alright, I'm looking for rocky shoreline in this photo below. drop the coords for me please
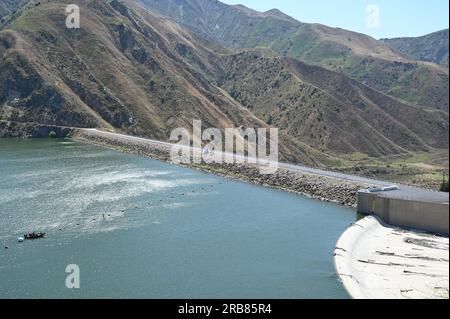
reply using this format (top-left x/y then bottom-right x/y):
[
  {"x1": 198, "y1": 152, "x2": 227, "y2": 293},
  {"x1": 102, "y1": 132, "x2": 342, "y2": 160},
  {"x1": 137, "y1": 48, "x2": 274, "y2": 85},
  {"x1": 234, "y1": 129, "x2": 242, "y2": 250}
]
[
  {"x1": 0, "y1": 121, "x2": 74, "y2": 138},
  {"x1": 73, "y1": 129, "x2": 370, "y2": 208}
]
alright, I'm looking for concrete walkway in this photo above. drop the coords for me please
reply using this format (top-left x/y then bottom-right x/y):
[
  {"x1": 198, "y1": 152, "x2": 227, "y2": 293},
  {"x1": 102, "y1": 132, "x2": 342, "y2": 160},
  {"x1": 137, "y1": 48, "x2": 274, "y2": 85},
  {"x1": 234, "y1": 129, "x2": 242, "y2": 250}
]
[{"x1": 334, "y1": 216, "x2": 449, "y2": 299}]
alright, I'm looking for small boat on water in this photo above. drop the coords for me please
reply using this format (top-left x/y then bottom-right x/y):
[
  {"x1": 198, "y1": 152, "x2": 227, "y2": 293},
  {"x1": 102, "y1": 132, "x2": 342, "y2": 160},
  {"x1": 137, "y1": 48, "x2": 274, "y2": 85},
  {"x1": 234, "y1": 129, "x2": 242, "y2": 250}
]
[{"x1": 24, "y1": 232, "x2": 46, "y2": 240}]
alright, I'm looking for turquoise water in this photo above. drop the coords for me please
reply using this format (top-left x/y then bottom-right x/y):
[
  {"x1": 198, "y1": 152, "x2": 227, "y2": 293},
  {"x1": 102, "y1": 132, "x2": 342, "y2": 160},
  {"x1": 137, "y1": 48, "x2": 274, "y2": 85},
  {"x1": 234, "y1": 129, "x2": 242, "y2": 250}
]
[{"x1": 0, "y1": 139, "x2": 355, "y2": 298}]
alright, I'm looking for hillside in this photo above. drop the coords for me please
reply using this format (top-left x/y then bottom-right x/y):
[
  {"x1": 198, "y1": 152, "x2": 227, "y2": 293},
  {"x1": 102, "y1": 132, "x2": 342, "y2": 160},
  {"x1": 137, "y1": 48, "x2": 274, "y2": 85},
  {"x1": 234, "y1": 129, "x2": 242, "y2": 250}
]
[
  {"x1": 0, "y1": 0, "x2": 255, "y2": 132},
  {"x1": 219, "y1": 50, "x2": 448, "y2": 159},
  {"x1": 139, "y1": 0, "x2": 449, "y2": 113},
  {"x1": 0, "y1": 0, "x2": 318, "y2": 163},
  {"x1": 0, "y1": 0, "x2": 448, "y2": 182},
  {"x1": 381, "y1": 29, "x2": 449, "y2": 66}
]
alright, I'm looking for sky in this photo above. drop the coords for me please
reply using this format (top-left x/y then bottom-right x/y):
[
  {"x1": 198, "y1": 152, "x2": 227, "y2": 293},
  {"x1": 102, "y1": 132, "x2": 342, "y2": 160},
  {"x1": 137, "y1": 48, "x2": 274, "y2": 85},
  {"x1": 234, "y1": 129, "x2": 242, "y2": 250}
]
[{"x1": 220, "y1": 0, "x2": 449, "y2": 39}]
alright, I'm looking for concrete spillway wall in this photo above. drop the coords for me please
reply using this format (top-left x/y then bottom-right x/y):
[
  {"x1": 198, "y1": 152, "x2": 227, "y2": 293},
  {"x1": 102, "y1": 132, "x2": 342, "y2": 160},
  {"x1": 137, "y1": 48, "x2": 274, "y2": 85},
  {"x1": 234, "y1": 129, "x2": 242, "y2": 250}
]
[
  {"x1": 358, "y1": 190, "x2": 449, "y2": 235},
  {"x1": 334, "y1": 215, "x2": 449, "y2": 299}
]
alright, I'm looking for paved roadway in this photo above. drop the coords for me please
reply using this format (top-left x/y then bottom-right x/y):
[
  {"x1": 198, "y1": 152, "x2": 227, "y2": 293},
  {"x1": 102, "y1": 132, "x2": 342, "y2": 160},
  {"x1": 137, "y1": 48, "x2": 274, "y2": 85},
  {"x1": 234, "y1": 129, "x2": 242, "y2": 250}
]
[
  {"x1": 83, "y1": 129, "x2": 397, "y2": 187},
  {"x1": 80, "y1": 129, "x2": 449, "y2": 204}
]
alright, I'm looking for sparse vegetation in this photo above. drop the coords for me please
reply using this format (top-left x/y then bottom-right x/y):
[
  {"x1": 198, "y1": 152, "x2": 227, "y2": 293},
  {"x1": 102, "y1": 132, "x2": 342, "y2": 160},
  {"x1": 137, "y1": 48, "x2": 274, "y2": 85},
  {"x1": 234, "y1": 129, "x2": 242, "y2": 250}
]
[
  {"x1": 381, "y1": 29, "x2": 449, "y2": 65},
  {"x1": 0, "y1": 0, "x2": 448, "y2": 188},
  {"x1": 140, "y1": 0, "x2": 449, "y2": 112}
]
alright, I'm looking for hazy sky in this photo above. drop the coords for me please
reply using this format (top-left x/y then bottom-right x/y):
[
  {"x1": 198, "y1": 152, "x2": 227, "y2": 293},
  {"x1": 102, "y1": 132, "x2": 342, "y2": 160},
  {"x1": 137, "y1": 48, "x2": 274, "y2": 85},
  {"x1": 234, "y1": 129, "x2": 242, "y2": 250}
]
[{"x1": 220, "y1": 0, "x2": 449, "y2": 39}]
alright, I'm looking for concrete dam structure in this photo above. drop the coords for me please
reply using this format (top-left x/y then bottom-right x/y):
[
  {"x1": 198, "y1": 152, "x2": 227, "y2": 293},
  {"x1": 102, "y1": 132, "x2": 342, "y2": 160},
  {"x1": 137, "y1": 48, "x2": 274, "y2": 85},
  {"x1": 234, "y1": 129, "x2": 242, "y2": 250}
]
[
  {"x1": 357, "y1": 186, "x2": 449, "y2": 235},
  {"x1": 337, "y1": 186, "x2": 449, "y2": 299}
]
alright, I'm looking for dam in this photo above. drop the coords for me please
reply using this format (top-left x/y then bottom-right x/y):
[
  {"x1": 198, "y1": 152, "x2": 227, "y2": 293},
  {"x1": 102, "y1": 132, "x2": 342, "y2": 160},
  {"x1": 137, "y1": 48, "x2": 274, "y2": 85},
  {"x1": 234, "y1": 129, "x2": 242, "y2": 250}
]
[
  {"x1": 335, "y1": 185, "x2": 449, "y2": 299},
  {"x1": 357, "y1": 186, "x2": 449, "y2": 235}
]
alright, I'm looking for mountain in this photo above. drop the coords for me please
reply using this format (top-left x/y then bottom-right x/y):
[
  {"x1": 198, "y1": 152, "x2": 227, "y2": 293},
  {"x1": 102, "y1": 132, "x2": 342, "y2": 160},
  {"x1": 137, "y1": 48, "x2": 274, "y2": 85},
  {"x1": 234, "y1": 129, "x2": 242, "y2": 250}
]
[
  {"x1": 139, "y1": 0, "x2": 449, "y2": 113},
  {"x1": 0, "y1": 0, "x2": 258, "y2": 133},
  {"x1": 0, "y1": 0, "x2": 311, "y2": 163},
  {"x1": 220, "y1": 50, "x2": 448, "y2": 158},
  {"x1": 0, "y1": 0, "x2": 448, "y2": 170},
  {"x1": 381, "y1": 29, "x2": 449, "y2": 66}
]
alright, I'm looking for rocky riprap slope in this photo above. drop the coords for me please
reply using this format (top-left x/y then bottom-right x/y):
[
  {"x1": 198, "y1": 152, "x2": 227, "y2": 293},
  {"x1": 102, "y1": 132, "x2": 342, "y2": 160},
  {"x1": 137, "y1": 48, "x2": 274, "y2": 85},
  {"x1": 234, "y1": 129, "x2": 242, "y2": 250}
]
[{"x1": 74, "y1": 128, "x2": 366, "y2": 208}]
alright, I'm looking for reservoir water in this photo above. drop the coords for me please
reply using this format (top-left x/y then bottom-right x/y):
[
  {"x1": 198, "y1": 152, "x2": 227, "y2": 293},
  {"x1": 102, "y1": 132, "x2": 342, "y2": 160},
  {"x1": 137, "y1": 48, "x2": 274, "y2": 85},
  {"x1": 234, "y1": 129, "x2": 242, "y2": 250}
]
[{"x1": 0, "y1": 139, "x2": 355, "y2": 298}]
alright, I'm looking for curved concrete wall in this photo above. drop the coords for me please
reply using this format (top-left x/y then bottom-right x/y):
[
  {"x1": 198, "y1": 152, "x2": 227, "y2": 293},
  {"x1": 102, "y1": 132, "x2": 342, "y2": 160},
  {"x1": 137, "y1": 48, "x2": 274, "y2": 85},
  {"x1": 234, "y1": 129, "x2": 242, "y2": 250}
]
[
  {"x1": 357, "y1": 190, "x2": 449, "y2": 235},
  {"x1": 376, "y1": 197, "x2": 449, "y2": 236},
  {"x1": 333, "y1": 216, "x2": 381, "y2": 299},
  {"x1": 334, "y1": 216, "x2": 450, "y2": 299}
]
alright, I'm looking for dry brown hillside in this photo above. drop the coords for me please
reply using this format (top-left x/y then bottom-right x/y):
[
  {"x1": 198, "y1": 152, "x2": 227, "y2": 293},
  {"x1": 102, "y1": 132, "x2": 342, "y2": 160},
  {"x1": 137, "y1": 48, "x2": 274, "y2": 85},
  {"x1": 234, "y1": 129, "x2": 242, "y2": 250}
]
[
  {"x1": 0, "y1": 0, "x2": 448, "y2": 177},
  {"x1": 219, "y1": 51, "x2": 448, "y2": 158},
  {"x1": 140, "y1": 0, "x2": 449, "y2": 113}
]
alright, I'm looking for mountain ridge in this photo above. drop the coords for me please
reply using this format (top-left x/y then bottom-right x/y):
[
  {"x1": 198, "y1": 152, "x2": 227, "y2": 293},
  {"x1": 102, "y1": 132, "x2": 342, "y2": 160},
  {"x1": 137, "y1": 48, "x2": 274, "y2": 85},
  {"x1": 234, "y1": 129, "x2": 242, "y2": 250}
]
[
  {"x1": 381, "y1": 29, "x2": 449, "y2": 66},
  {"x1": 139, "y1": 0, "x2": 449, "y2": 112},
  {"x1": 220, "y1": 50, "x2": 448, "y2": 157},
  {"x1": 0, "y1": 0, "x2": 448, "y2": 175}
]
